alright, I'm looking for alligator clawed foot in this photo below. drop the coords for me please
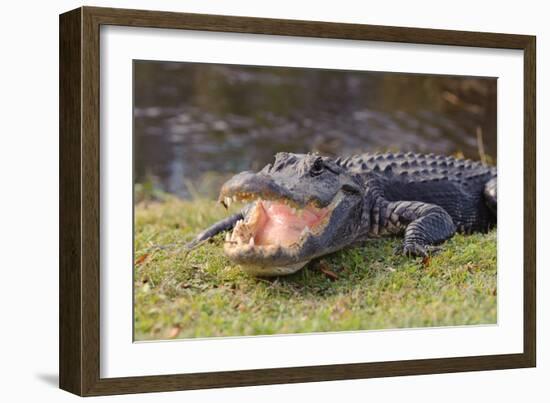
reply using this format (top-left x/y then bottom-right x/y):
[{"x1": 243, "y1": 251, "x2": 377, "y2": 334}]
[{"x1": 394, "y1": 243, "x2": 442, "y2": 258}]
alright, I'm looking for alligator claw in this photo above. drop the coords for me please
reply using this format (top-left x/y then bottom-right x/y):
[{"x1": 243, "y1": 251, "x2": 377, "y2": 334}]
[{"x1": 394, "y1": 243, "x2": 442, "y2": 258}]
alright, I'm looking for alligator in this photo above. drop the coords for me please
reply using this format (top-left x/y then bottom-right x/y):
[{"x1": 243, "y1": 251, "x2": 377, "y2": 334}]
[{"x1": 187, "y1": 152, "x2": 497, "y2": 276}]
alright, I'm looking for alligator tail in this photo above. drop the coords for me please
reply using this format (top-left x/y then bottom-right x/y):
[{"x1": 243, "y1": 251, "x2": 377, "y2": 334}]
[{"x1": 185, "y1": 212, "x2": 244, "y2": 250}]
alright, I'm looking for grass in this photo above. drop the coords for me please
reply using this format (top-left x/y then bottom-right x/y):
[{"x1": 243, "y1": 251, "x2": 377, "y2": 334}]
[{"x1": 134, "y1": 196, "x2": 497, "y2": 341}]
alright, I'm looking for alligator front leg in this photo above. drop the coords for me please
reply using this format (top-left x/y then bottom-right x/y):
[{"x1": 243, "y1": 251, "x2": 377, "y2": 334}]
[{"x1": 382, "y1": 201, "x2": 457, "y2": 257}]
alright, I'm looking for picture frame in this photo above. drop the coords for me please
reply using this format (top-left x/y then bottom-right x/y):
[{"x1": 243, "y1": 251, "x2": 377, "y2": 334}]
[{"x1": 59, "y1": 6, "x2": 536, "y2": 396}]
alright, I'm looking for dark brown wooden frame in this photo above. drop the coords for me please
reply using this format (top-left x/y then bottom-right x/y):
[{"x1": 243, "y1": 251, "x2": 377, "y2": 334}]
[{"x1": 59, "y1": 6, "x2": 536, "y2": 396}]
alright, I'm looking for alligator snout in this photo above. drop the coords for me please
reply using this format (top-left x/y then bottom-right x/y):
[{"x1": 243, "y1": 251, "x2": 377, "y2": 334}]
[{"x1": 218, "y1": 172, "x2": 300, "y2": 207}]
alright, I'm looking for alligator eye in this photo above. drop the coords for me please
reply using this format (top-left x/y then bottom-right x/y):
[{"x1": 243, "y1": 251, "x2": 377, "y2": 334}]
[{"x1": 310, "y1": 158, "x2": 324, "y2": 176}]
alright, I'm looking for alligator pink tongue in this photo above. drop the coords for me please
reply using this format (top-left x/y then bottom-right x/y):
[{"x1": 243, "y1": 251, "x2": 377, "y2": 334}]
[{"x1": 254, "y1": 201, "x2": 327, "y2": 246}]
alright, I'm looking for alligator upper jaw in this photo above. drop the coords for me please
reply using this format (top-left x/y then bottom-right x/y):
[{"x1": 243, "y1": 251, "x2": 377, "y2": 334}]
[{"x1": 218, "y1": 171, "x2": 331, "y2": 209}]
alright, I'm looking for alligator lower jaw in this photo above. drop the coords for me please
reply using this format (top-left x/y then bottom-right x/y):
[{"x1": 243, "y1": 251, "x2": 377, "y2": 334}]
[
  {"x1": 238, "y1": 261, "x2": 309, "y2": 277},
  {"x1": 223, "y1": 196, "x2": 334, "y2": 270}
]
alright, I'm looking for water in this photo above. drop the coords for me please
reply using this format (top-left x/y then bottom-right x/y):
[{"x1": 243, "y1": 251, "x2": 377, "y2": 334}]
[{"x1": 134, "y1": 61, "x2": 496, "y2": 199}]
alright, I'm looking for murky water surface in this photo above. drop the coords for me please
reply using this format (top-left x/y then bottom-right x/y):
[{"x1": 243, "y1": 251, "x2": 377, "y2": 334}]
[{"x1": 134, "y1": 62, "x2": 496, "y2": 199}]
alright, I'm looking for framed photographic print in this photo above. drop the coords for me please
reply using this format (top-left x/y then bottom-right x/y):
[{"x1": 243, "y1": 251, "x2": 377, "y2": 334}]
[{"x1": 59, "y1": 6, "x2": 536, "y2": 396}]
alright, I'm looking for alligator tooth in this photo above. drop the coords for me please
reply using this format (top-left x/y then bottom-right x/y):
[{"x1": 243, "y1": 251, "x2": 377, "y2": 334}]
[
  {"x1": 249, "y1": 237, "x2": 255, "y2": 246},
  {"x1": 224, "y1": 196, "x2": 232, "y2": 207},
  {"x1": 225, "y1": 233, "x2": 231, "y2": 242},
  {"x1": 291, "y1": 207, "x2": 297, "y2": 215},
  {"x1": 232, "y1": 195, "x2": 237, "y2": 202}
]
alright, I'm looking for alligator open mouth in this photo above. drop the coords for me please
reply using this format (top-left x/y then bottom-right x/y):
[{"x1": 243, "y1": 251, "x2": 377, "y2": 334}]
[
  {"x1": 221, "y1": 192, "x2": 336, "y2": 272},
  {"x1": 224, "y1": 195, "x2": 333, "y2": 249}
]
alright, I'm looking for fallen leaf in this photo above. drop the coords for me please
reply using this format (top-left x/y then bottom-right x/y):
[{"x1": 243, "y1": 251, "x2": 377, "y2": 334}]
[
  {"x1": 465, "y1": 262, "x2": 477, "y2": 273},
  {"x1": 135, "y1": 253, "x2": 149, "y2": 266},
  {"x1": 167, "y1": 326, "x2": 181, "y2": 338},
  {"x1": 320, "y1": 267, "x2": 339, "y2": 281},
  {"x1": 314, "y1": 260, "x2": 339, "y2": 281},
  {"x1": 422, "y1": 255, "x2": 431, "y2": 267}
]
